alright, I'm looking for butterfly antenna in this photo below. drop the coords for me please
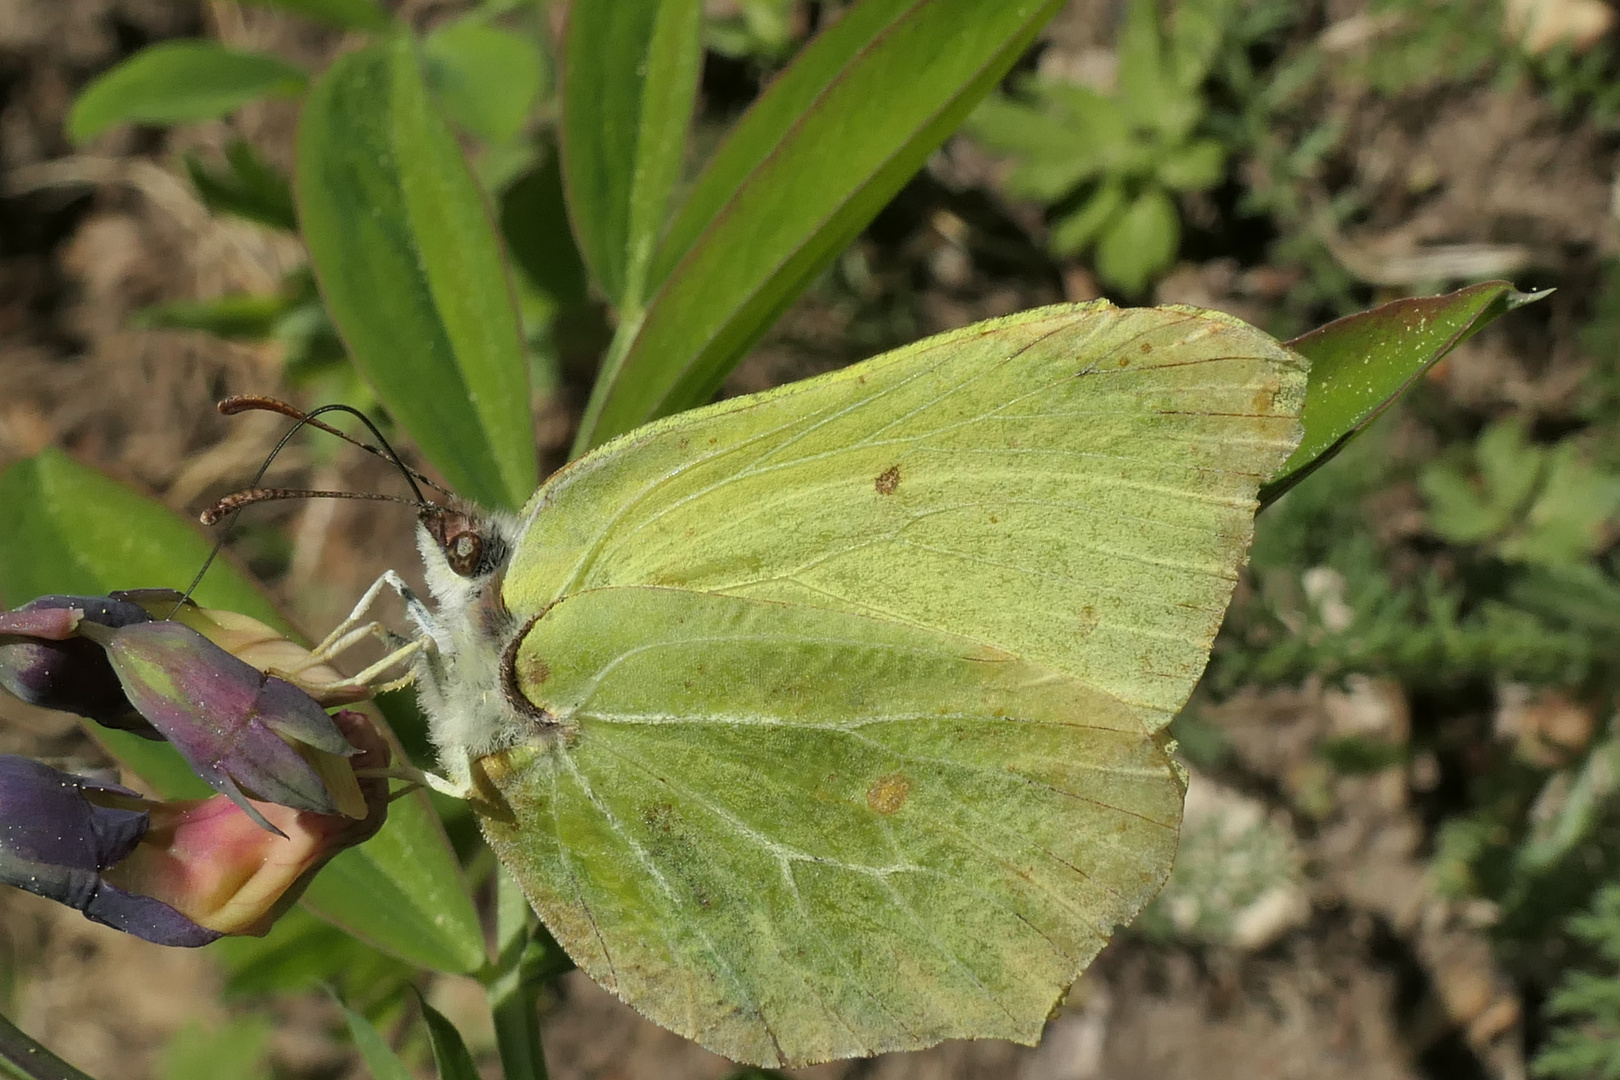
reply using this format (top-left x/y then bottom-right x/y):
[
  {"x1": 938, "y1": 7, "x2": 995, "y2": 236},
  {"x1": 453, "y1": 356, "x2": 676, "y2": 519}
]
[
  {"x1": 174, "y1": 400, "x2": 440, "y2": 615},
  {"x1": 218, "y1": 395, "x2": 449, "y2": 500},
  {"x1": 199, "y1": 488, "x2": 423, "y2": 525}
]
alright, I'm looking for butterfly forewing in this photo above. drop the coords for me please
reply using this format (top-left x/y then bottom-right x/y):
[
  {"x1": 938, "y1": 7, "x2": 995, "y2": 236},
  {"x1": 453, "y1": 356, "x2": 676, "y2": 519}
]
[
  {"x1": 483, "y1": 302, "x2": 1305, "y2": 1065},
  {"x1": 505, "y1": 302, "x2": 1305, "y2": 728}
]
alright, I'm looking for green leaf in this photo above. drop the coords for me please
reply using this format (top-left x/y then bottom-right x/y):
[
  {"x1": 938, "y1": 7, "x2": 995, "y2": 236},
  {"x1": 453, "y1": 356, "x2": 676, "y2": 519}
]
[
  {"x1": 706, "y1": 0, "x2": 799, "y2": 62},
  {"x1": 237, "y1": 0, "x2": 393, "y2": 31},
  {"x1": 0, "y1": 450, "x2": 485, "y2": 975},
  {"x1": 1156, "y1": 137, "x2": 1225, "y2": 191},
  {"x1": 1421, "y1": 422, "x2": 1620, "y2": 567},
  {"x1": 339, "y1": 1001, "x2": 414, "y2": 1080},
  {"x1": 296, "y1": 38, "x2": 535, "y2": 509},
  {"x1": 210, "y1": 906, "x2": 411, "y2": 998},
  {"x1": 423, "y1": 17, "x2": 546, "y2": 147},
  {"x1": 501, "y1": 143, "x2": 591, "y2": 310},
  {"x1": 1421, "y1": 420, "x2": 1540, "y2": 544},
  {"x1": 68, "y1": 42, "x2": 306, "y2": 144},
  {"x1": 135, "y1": 272, "x2": 348, "y2": 383},
  {"x1": 1115, "y1": 0, "x2": 1172, "y2": 132},
  {"x1": 416, "y1": 992, "x2": 482, "y2": 1080},
  {"x1": 1048, "y1": 180, "x2": 1126, "y2": 256},
  {"x1": 1504, "y1": 442, "x2": 1620, "y2": 566},
  {"x1": 134, "y1": 291, "x2": 294, "y2": 340},
  {"x1": 560, "y1": 0, "x2": 704, "y2": 311},
  {"x1": 1262, "y1": 281, "x2": 1553, "y2": 505},
  {"x1": 159, "y1": 1018, "x2": 271, "y2": 1080},
  {"x1": 1514, "y1": 737, "x2": 1620, "y2": 877},
  {"x1": 486, "y1": 868, "x2": 549, "y2": 1080},
  {"x1": 1169, "y1": 0, "x2": 1237, "y2": 87},
  {"x1": 183, "y1": 140, "x2": 298, "y2": 232},
  {"x1": 1094, "y1": 186, "x2": 1179, "y2": 294},
  {"x1": 0, "y1": 449, "x2": 284, "y2": 624},
  {"x1": 573, "y1": 0, "x2": 1067, "y2": 454},
  {"x1": 964, "y1": 92, "x2": 1102, "y2": 201},
  {"x1": 301, "y1": 786, "x2": 488, "y2": 974},
  {"x1": 481, "y1": 304, "x2": 1306, "y2": 1065}
]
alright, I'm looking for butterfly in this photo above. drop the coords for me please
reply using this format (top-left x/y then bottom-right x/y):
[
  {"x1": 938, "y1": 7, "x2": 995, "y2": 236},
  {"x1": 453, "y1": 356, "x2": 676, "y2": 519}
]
[{"x1": 397, "y1": 300, "x2": 1305, "y2": 1067}]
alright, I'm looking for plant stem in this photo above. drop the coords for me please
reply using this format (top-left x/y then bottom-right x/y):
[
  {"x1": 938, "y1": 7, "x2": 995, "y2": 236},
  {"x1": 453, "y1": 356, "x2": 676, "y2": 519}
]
[
  {"x1": 484, "y1": 867, "x2": 548, "y2": 1080},
  {"x1": 0, "y1": 1012, "x2": 96, "y2": 1080}
]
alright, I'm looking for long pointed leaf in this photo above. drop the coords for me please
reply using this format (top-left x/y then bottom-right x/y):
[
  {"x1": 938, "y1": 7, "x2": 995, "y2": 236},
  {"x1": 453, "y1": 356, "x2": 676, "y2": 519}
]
[
  {"x1": 339, "y1": 1003, "x2": 414, "y2": 1080},
  {"x1": 561, "y1": 0, "x2": 703, "y2": 311},
  {"x1": 1262, "y1": 281, "x2": 1551, "y2": 505},
  {"x1": 573, "y1": 0, "x2": 1065, "y2": 453},
  {"x1": 415, "y1": 992, "x2": 483, "y2": 1080},
  {"x1": 296, "y1": 38, "x2": 535, "y2": 509},
  {"x1": 0, "y1": 450, "x2": 485, "y2": 973},
  {"x1": 68, "y1": 43, "x2": 306, "y2": 144}
]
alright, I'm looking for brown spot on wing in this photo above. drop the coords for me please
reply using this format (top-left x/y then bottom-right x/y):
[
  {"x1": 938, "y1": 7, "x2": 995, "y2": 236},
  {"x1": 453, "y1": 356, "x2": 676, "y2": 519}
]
[
  {"x1": 874, "y1": 465, "x2": 901, "y2": 495},
  {"x1": 866, "y1": 773, "x2": 911, "y2": 815},
  {"x1": 1251, "y1": 375, "x2": 1281, "y2": 414}
]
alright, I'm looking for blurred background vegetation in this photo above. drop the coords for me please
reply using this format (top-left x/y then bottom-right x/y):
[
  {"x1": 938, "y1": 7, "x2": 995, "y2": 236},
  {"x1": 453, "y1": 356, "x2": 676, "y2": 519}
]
[{"x1": 3, "y1": 0, "x2": 1620, "y2": 1077}]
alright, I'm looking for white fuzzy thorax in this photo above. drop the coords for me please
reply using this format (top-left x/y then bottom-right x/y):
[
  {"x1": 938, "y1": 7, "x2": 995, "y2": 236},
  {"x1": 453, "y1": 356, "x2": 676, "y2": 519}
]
[{"x1": 409, "y1": 509, "x2": 532, "y2": 791}]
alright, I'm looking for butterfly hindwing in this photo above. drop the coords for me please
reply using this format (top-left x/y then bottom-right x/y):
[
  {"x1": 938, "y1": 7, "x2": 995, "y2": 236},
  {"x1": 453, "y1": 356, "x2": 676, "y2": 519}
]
[{"x1": 482, "y1": 587, "x2": 1183, "y2": 1063}]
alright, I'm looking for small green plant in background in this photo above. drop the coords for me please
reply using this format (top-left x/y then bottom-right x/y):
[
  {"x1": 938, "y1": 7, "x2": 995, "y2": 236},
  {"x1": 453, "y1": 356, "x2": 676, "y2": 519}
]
[
  {"x1": 1534, "y1": 885, "x2": 1620, "y2": 1079},
  {"x1": 1422, "y1": 419, "x2": 1620, "y2": 569},
  {"x1": 705, "y1": 0, "x2": 802, "y2": 64},
  {"x1": 965, "y1": 0, "x2": 1237, "y2": 294},
  {"x1": 1355, "y1": 0, "x2": 1505, "y2": 95}
]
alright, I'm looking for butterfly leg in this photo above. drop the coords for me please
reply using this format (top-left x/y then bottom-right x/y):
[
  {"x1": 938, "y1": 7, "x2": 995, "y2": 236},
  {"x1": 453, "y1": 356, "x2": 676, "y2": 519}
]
[
  {"x1": 416, "y1": 769, "x2": 474, "y2": 800},
  {"x1": 313, "y1": 569, "x2": 450, "y2": 653},
  {"x1": 307, "y1": 574, "x2": 395, "y2": 663},
  {"x1": 315, "y1": 638, "x2": 425, "y2": 695},
  {"x1": 357, "y1": 762, "x2": 473, "y2": 800}
]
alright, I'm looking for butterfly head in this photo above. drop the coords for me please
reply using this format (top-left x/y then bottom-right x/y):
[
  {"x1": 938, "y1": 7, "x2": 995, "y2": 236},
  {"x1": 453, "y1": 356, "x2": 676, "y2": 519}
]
[{"x1": 417, "y1": 502, "x2": 517, "y2": 604}]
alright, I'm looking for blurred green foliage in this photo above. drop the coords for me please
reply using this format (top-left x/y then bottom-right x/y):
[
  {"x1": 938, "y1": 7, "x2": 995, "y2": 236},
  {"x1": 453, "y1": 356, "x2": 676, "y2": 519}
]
[
  {"x1": 1534, "y1": 886, "x2": 1620, "y2": 1079},
  {"x1": 1422, "y1": 420, "x2": 1620, "y2": 568},
  {"x1": 966, "y1": 0, "x2": 1236, "y2": 293},
  {"x1": 159, "y1": 1017, "x2": 273, "y2": 1080},
  {"x1": 706, "y1": 0, "x2": 802, "y2": 64}
]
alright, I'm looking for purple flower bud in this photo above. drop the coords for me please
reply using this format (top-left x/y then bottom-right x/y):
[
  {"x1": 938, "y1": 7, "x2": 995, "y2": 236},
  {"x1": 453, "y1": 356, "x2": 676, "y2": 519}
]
[
  {"x1": 113, "y1": 589, "x2": 371, "y2": 708},
  {"x1": 0, "y1": 595, "x2": 157, "y2": 736},
  {"x1": 0, "y1": 755, "x2": 218, "y2": 946},
  {"x1": 91, "y1": 621, "x2": 358, "y2": 836},
  {"x1": 102, "y1": 711, "x2": 392, "y2": 938}
]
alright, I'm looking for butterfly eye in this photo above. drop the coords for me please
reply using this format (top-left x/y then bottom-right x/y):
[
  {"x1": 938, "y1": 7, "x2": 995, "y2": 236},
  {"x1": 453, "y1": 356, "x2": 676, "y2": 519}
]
[{"x1": 447, "y1": 531, "x2": 483, "y2": 577}]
